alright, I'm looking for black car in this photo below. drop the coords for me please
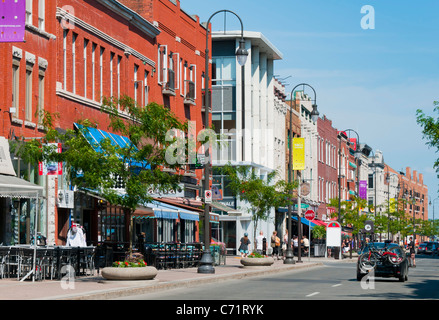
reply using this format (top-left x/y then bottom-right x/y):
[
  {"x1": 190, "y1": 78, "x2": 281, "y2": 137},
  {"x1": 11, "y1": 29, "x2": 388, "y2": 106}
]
[
  {"x1": 356, "y1": 242, "x2": 409, "y2": 282},
  {"x1": 417, "y1": 242, "x2": 428, "y2": 254},
  {"x1": 425, "y1": 242, "x2": 439, "y2": 254}
]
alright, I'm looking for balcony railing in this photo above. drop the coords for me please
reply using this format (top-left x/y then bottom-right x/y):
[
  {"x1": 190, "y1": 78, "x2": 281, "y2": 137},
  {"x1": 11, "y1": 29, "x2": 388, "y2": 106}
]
[
  {"x1": 184, "y1": 80, "x2": 196, "y2": 105},
  {"x1": 162, "y1": 69, "x2": 176, "y2": 96}
]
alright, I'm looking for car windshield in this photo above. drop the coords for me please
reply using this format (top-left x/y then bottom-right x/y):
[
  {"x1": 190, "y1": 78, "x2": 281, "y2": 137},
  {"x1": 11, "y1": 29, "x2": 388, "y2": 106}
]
[{"x1": 359, "y1": 242, "x2": 397, "y2": 253}]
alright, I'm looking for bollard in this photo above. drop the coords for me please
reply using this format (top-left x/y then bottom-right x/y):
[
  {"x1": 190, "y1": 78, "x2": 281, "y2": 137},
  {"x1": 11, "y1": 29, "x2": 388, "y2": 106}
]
[{"x1": 262, "y1": 237, "x2": 267, "y2": 255}]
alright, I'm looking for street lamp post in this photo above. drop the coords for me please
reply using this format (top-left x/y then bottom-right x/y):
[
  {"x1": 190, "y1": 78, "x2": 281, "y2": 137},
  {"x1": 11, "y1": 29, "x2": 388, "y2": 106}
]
[
  {"x1": 429, "y1": 197, "x2": 438, "y2": 241},
  {"x1": 386, "y1": 170, "x2": 399, "y2": 241},
  {"x1": 285, "y1": 84, "x2": 318, "y2": 265},
  {"x1": 340, "y1": 129, "x2": 361, "y2": 257},
  {"x1": 198, "y1": 10, "x2": 248, "y2": 274}
]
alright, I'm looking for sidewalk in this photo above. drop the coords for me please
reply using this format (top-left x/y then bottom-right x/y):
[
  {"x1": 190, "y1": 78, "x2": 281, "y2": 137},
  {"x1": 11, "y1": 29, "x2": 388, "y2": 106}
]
[{"x1": 0, "y1": 255, "x2": 356, "y2": 300}]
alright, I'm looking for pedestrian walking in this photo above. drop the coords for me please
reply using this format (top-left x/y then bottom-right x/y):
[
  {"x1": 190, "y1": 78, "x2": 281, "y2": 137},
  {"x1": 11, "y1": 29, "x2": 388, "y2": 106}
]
[
  {"x1": 239, "y1": 233, "x2": 251, "y2": 258},
  {"x1": 408, "y1": 237, "x2": 416, "y2": 267}
]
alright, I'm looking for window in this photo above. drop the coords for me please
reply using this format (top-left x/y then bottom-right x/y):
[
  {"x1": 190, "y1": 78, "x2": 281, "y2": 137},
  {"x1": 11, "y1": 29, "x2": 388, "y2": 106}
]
[
  {"x1": 25, "y1": 66, "x2": 33, "y2": 121},
  {"x1": 110, "y1": 52, "x2": 114, "y2": 99},
  {"x1": 63, "y1": 30, "x2": 68, "y2": 90},
  {"x1": 38, "y1": 70, "x2": 45, "y2": 123},
  {"x1": 100, "y1": 47, "x2": 104, "y2": 102},
  {"x1": 144, "y1": 70, "x2": 149, "y2": 105},
  {"x1": 26, "y1": 0, "x2": 32, "y2": 25},
  {"x1": 38, "y1": 0, "x2": 45, "y2": 30},
  {"x1": 117, "y1": 55, "x2": 121, "y2": 104},
  {"x1": 12, "y1": 61, "x2": 20, "y2": 118},
  {"x1": 157, "y1": 45, "x2": 167, "y2": 85},
  {"x1": 72, "y1": 33, "x2": 77, "y2": 94},
  {"x1": 134, "y1": 64, "x2": 139, "y2": 104},
  {"x1": 83, "y1": 39, "x2": 89, "y2": 98},
  {"x1": 91, "y1": 43, "x2": 96, "y2": 101}
]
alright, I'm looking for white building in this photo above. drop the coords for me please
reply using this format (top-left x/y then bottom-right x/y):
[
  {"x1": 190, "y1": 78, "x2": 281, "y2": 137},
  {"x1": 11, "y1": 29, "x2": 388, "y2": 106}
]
[
  {"x1": 210, "y1": 30, "x2": 284, "y2": 254},
  {"x1": 295, "y1": 91, "x2": 319, "y2": 209}
]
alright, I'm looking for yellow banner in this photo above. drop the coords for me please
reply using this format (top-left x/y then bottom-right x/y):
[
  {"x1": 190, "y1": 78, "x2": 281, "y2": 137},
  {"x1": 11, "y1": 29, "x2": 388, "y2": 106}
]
[
  {"x1": 389, "y1": 198, "x2": 396, "y2": 213},
  {"x1": 293, "y1": 138, "x2": 305, "y2": 170}
]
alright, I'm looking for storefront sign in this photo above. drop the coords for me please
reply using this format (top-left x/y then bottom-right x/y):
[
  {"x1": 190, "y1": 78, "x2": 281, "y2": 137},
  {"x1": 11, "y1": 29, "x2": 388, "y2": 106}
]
[
  {"x1": 57, "y1": 190, "x2": 74, "y2": 208},
  {"x1": 292, "y1": 137, "x2": 305, "y2": 170},
  {"x1": 0, "y1": 137, "x2": 16, "y2": 176},
  {"x1": 147, "y1": 184, "x2": 185, "y2": 198},
  {"x1": 0, "y1": 0, "x2": 25, "y2": 43}
]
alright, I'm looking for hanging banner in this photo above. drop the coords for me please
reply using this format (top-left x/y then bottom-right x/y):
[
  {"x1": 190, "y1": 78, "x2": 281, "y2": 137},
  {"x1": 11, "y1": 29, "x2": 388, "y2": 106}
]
[
  {"x1": 389, "y1": 198, "x2": 396, "y2": 213},
  {"x1": 39, "y1": 143, "x2": 63, "y2": 175},
  {"x1": 359, "y1": 180, "x2": 367, "y2": 199},
  {"x1": 0, "y1": 0, "x2": 26, "y2": 43},
  {"x1": 292, "y1": 137, "x2": 305, "y2": 170}
]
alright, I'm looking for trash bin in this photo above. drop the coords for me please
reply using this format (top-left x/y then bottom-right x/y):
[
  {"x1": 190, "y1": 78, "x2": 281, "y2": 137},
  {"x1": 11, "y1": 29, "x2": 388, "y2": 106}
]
[{"x1": 314, "y1": 244, "x2": 325, "y2": 257}]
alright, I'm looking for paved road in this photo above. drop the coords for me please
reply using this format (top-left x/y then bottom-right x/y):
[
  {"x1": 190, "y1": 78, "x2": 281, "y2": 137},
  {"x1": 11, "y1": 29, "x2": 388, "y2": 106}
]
[{"x1": 115, "y1": 255, "x2": 439, "y2": 300}]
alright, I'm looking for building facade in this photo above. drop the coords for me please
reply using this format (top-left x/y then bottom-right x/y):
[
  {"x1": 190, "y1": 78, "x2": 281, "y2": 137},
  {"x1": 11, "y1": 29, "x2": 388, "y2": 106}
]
[
  {"x1": 316, "y1": 115, "x2": 338, "y2": 221},
  {"x1": 1, "y1": 0, "x2": 209, "y2": 247},
  {"x1": 210, "y1": 30, "x2": 283, "y2": 253}
]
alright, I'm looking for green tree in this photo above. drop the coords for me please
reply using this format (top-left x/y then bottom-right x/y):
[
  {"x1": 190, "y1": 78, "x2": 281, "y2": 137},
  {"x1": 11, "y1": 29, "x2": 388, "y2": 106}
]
[
  {"x1": 221, "y1": 164, "x2": 297, "y2": 250},
  {"x1": 416, "y1": 101, "x2": 439, "y2": 181},
  {"x1": 12, "y1": 96, "x2": 188, "y2": 255}
]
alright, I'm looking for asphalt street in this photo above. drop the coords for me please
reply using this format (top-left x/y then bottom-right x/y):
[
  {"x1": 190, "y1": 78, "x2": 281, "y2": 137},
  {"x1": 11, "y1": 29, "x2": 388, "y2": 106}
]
[{"x1": 115, "y1": 255, "x2": 439, "y2": 300}]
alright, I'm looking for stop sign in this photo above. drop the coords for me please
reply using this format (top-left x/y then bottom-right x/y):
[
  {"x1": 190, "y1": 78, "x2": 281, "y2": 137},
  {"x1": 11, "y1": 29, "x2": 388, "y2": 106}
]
[{"x1": 304, "y1": 210, "x2": 315, "y2": 220}]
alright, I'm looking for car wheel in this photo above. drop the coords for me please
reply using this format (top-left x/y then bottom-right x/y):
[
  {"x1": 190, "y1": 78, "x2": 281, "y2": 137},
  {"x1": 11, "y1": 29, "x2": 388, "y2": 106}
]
[{"x1": 357, "y1": 272, "x2": 364, "y2": 281}]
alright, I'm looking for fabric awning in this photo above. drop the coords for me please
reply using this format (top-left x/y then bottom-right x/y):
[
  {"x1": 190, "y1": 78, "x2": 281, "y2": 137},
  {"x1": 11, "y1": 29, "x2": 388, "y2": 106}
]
[
  {"x1": 312, "y1": 219, "x2": 328, "y2": 227},
  {"x1": 210, "y1": 201, "x2": 241, "y2": 215},
  {"x1": 133, "y1": 200, "x2": 200, "y2": 221},
  {"x1": 0, "y1": 174, "x2": 44, "y2": 198},
  {"x1": 74, "y1": 123, "x2": 149, "y2": 169},
  {"x1": 292, "y1": 216, "x2": 318, "y2": 228}
]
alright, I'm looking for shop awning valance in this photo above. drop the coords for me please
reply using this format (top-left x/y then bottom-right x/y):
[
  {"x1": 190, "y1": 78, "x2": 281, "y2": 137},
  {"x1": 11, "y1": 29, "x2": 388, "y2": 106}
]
[
  {"x1": 292, "y1": 216, "x2": 318, "y2": 229},
  {"x1": 0, "y1": 174, "x2": 44, "y2": 199},
  {"x1": 210, "y1": 201, "x2": 241, "y2": 215},
  {"x1": 132, "y1": 200, "x2": 200, "y2": 221}
]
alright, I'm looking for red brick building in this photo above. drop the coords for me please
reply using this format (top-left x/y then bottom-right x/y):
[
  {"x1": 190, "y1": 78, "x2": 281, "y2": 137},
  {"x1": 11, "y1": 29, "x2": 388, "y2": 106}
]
[
  {"x1": 1, "y1": 0, "x2": 210, "y2": 246},
  {"x1": 316, "y1": 115, "x2": 338, "y2": 220}
]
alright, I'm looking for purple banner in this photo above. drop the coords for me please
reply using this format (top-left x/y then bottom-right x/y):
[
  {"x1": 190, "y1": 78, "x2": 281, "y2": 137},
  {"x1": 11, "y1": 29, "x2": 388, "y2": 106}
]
[
  {"x1": 359, "y1": 180, "x2": 367, "y2": 200},
  {"x1": 0, "y1": 0, "x2": 25, "y2": 43}
]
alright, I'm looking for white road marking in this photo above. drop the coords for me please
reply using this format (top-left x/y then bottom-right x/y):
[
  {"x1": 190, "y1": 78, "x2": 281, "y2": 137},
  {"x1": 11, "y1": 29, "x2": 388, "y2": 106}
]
[
  {"x1": 332, "y1": 283, "x2": 342, "y2": 287},
  {"x1": 306, "y1": 292, "x2": 320, "y2": 297}
]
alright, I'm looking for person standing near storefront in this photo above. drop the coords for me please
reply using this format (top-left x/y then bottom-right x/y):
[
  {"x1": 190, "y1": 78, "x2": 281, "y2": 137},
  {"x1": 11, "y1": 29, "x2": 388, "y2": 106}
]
[
  {"x1": 256, "y1": 231, "x2": 264, "y2": 254},
  {"x1": 271, "y1": 231, "x2": 280, "y2": 259}
]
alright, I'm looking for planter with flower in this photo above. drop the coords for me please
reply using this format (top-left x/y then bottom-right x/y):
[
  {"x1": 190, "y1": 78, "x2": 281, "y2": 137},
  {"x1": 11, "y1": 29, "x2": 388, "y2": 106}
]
[
  {"x1": 101, "y1": 256, "x2": 158, "y2": 281},
  {"x1": 240, "y1": 252, "x2": 274, "y2": 267}
]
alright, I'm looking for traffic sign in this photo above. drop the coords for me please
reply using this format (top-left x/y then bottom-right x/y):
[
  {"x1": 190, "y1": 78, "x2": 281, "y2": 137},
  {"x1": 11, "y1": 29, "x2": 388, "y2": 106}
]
[
  {"x1": 304, "y1": 209, "x2": 315, "y2": 220},
  {"x1": 204, "y1": 190, "x2": 212, "y2": 203}
]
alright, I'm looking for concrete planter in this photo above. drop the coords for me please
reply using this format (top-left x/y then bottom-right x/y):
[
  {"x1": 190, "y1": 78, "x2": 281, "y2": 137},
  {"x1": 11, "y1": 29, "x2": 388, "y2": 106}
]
[
  {"x1": 240, "y1": 257, "x2": 274, "y2": 267},
  {"x1": 101, "y1": 266, "x2": 158, "y2": 281}
]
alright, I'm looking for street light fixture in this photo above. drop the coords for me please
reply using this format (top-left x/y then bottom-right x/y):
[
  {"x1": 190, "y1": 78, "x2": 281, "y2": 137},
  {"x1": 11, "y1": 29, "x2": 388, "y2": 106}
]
[
  {"x1": 285, "y1": 83, "x2": 318, "y2": 265},
  {"x1": 198, "y1": 10, "x2": 248, "y2": 274}
]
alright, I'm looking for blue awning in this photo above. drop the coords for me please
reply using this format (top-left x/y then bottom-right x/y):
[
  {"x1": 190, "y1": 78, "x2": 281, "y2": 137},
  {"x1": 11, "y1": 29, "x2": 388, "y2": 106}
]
[
  {"x1": 74, "y1": 123, "x2": 149, "y2": 169},
  {"x1": 292, "y1": 216, "x2": 317, "y2": 228},
  {"x1": 143, "y1": 200, "x2": 199, "y2": 221},
  {"x1": 146, "y1": 201, "x2": 179, "y2": 220}
]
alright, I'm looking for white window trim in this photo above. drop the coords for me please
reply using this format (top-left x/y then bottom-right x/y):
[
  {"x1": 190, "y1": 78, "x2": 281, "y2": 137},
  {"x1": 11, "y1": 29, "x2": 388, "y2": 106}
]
[{"x1": 38, "y1": 0, "x2": 45, "y2": 30}]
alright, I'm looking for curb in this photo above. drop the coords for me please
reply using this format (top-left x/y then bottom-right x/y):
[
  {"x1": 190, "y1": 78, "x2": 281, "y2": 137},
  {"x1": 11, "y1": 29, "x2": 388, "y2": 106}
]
[{"x1": 50, "y1": 262, "x2": 323, "y2": 300}]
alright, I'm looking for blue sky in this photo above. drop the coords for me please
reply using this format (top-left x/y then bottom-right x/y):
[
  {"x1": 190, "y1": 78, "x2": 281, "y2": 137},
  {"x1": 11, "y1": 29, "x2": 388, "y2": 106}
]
[{"x1": 180, "y1": 0, "x2": 439, "y2": 218}]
